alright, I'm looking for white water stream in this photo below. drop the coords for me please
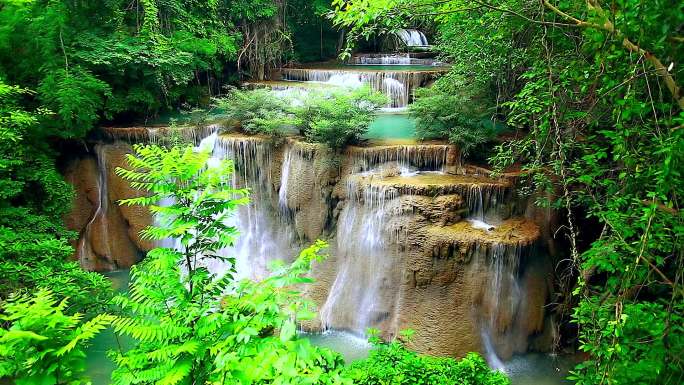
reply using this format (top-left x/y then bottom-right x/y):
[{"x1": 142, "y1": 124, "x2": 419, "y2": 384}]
[
  {"x1": 79, "y1": 145, "x2": 112, "y2": 270},
  {"x1": 396, "y1": 29, "x2": 429, "y2": 47}
]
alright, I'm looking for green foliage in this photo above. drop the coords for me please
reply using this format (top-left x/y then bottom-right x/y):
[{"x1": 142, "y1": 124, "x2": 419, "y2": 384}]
[
  {"x1": 213, "y1": 86, "x2": 385, "y2": 149},
  {"x1": 332, "y1": 1, "x2": 684, "y2": 384},
  {"x1": 37, "y1": 67, "x2": 111, "y2": 138},
  {"x1": 112, "y1": 144, "x2": 348, "y2": 385},
  {"x1": 215, "y1": 88, "x2": 294, "y2": 135},
  {"x1": 569, "y1": 299, "x2": 684, "y2": 385},
  {"x1": 409, "y1": 85, "x2": 500, "y2": 159},
  {"x1": 293, "y1": 86, "x2": 387, "y2": 149},
  {"x1": 0, "y1": 0, "x2": 278, "y2": 130},
  {"x1": 0, "y1": 80, "x2": 112, "y2": 314},
  {"x1": 344, "y1": 334, "x2": 509, "y2": 385},
  {"x1": 285, "y1": 0, "x2": 339, "y2": 62},
  {"x1": 0, "y1": 289, "x2": 113, "y2": 385}
]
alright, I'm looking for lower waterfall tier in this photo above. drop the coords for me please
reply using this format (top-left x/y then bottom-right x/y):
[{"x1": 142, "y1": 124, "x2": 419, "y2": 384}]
[{"x1": 64, "y1": 133, "x2": 556, "y2": 361}]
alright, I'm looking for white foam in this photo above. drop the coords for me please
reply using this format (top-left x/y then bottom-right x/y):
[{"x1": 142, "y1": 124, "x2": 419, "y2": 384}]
[{"x1": 468, "y1": 219, "x2": 495, "y2": 231}]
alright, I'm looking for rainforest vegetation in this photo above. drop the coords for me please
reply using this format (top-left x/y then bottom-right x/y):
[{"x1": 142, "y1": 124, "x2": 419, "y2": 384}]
[{"x1": 0, "y1": 0, "x2": 682, "y2": 384}]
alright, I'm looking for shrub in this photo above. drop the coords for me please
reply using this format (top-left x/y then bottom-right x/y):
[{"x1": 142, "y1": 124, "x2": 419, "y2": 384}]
[
  {"x1": 112, "y1": 144, "x2": 349, "y2": 385},
  {"x1": 409, "y1": 85, "x2": 502, "y2": 160},
  {"x1": 214, "y1": 88, "x2": 293, "y2": 135},
  {"x1": 0, "y1": 289, "x2": 113, "y2": 385},
  {"x1": 294, "y1": 86, "x2": 387, "y2": 150},
  {"x1": 344, "y1": 330, "x2": 509, "y2": 385}
]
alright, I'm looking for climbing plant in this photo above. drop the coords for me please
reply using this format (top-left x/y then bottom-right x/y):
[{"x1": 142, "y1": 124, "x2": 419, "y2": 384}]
[{"x1": 332, "y1": 1, "x2": 684, "y2": 384}]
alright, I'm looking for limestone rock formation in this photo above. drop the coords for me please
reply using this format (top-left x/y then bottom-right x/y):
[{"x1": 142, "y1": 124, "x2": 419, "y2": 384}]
[
  {"x1": 63, "y1": 142, "x2": 152, "y2": 271},
  {"x1": 65, "y1": 128, "x2": 557, "y2": 361}
]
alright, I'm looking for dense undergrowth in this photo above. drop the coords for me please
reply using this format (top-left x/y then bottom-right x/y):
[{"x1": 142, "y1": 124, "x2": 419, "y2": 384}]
[
  {"x1": 345, "y1": 331, "x2": 509, "y2": 385},
  {"x1": 215, "y1": 86, "x2": 386, "y2": 149}
]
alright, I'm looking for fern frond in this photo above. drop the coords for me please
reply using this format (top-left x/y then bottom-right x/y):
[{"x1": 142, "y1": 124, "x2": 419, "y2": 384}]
[{"x1": 57, "y1": 313, "x2": 115, "y2": 356}]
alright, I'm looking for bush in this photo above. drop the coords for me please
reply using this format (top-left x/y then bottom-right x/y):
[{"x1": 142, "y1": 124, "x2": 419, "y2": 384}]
[
  {"x1": 344, "y1": 330, "x2": 509, "y2": 385},
  {"x1": 112, "y1": 145, "x2": 349, "y2": 385},
  {"x1": 409, "y1": 85, "x2": 502, "y2": 160},
  {"x1": 294, "y1": 86, "x2": 387, "y2": 149},
  {"x1": 214, "y1": 88, "x2": 293, "y2": 135},
  {"x1": 0, "y1": 289, "x2": 112, "y2": 385},
  {"x1": 0, "y1": 81, "x2": 113, "y2": 316}
]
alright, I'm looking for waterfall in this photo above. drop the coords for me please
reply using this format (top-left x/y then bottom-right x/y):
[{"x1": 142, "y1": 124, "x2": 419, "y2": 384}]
[
  {"x1": 395, "y1": 29, "x2": 429, "y2": 47},
  {"x1": 277, "y1": 141, "x2": 318, "y2": 213},
  {"x1": 352, "y1": 54, "x2": 412, "y2": 65},
  {"x1": 465, "y1": 183, "x2": 508, "y2": 230},
  {"x1": 475, "y1": 243, "x2": 524, "y2": 368},
  {"x1": 78, "y1": 145, "x2": 112, "y2": 270},
  {"x1": 382, "y1": 77, "x2": 408, "y2": 108},
  {"x1": 348, "y1": 144, "x2": 450, "y2": 173},
  {"x1": 279, "y1": 145, "x2": 293, "y2": 211},
  {"x1": 320, "y1": 145, "x2": 454, "y2": 333},
  {"x1": 76, "y1": 126, "x2": 551, "y2": 358},
  {"x1": 481, "y1": 329, "x2": 506, "y2": 372},
  {"x1": 320, "y1": 182, "x2": 403, "y2": 332},
  {"x1": 186, "y1": 133, "x2": 297, "y2": 280},
  {"x1": 281, "y1": 69, "x2": 429, "y2": 108},
  {"x1": 350, "y1": 54, "x2": 443, "y2": 66}
]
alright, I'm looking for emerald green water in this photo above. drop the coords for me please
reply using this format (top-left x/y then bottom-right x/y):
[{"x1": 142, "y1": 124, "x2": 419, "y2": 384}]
[
  {"x1": 364, "y1": 113, "x2": 417, "y2": 141},
  {"x1": 84, "y1": 270, "x2": 571, "y2": 385},
  {"x1": 85, "y1": 270, "x2": 132, "y2": 385}
]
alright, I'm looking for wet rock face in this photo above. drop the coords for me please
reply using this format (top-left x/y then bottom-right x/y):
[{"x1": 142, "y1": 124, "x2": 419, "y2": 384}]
[
  {"x1": 64, "y1": 133, "x2": 557, "y2": 360},
  {"x1": 63, "y1": 143, "x2": 152, "y2": 271},
  {"x1": 63, "y1": 157, "x2": 98, "y2": 250},
  {"x1": 277, "y1": 140, "x2": 338, "y2": 241}
]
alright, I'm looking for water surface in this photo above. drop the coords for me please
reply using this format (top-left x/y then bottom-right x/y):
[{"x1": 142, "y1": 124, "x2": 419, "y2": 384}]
[
  {"x1": 85, "y1": 270, "x2": 131, "y2": 385},
  {"x1": 304, "y1": 330, "x2": 372, "y2": 363},
  {"x1": 364, "y1": 113, "x2": 416, "y2": 142},
  {"x1": 306, "y1": 331, "x2": 574, "y2": 385}
]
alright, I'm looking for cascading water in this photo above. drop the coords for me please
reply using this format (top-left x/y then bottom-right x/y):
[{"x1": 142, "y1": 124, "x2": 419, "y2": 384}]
[
  {"x1": 281, "y1": 69, "x2": 429, "y2": 108},
  {"x1": 349, "y1": 144, "x2": 451, "y2": 173},
  {"x1": 474, "y1": 243, "x2": 524, "y2": 370},
  {"x1": 320, "y1": 182, "x2": 404, "y2": 332},
  {"x1": 320, "y1": 145, "x2": 454, "y2": 334},
  {"x1": 79, "y1": 145, "x2": 112, "y2": 270},
  {"x1": 466, "y1": 184, "x2": 507, "y2": 230},
  {"x1": 395, "y1": 29, "x2": 429, "y2": 47},
  {"x1": 352, "y1": 54, "x2": 412, "y2": 65},
  {"x1": 277, "y1": 141, "x2": 319, "y2": 213},
  {"x1": 189, "y1": 132, "x2": 297, "y2": 280},
  {"x1": 80, "y1": 123, "x2": 554, "y2": 367},
  {"x1": 350, "y1": 54, "x2": 443, "y2": 66},
  {"x1": 279, "y1": 145, "x2": 293, "y2": 211}
]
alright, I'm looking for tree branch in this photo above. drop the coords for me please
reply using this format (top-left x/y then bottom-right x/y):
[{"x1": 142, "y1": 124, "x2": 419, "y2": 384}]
[{"x1": 542, "y1": 0, "x2": 684, "y2": 109}]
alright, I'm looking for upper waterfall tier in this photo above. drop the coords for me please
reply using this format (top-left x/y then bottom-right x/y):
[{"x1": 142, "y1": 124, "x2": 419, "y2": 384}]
[
  {"x1": 278, "y1": 67, "x2": 446, "y2": 108},
  {"x1": 395, "y1": 29, "x2": 429, "y2": 47},
  {"x1": 349, "y1": 53, "x2": 443, "y2": 66}
]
